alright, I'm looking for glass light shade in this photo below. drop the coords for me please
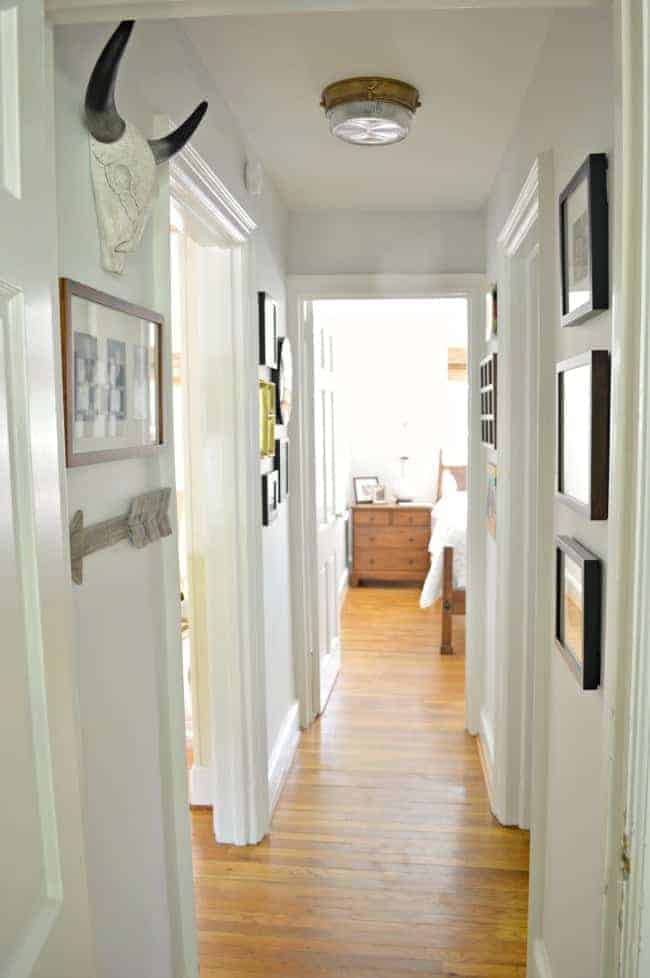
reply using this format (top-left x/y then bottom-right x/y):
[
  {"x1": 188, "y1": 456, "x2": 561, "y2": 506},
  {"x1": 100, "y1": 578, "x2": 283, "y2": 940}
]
[{"x1": 327, "y1": 99, "x2": 413, "y2": 145}]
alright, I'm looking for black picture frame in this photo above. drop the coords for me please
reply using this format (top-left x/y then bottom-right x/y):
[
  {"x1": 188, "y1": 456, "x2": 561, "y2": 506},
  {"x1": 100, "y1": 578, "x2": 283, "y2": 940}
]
[
  {"x1": 479, "y1": 353, "x2": 497, "y2": 449},
  {"x1": 261, "y1": 470, "x2": 279, "y2": 526},
  {"x1": 353, "y1": 476, "x2": 379, "y2": 504},
  {"x1": 555, "y1": 536, "x2": 602, "y2": 690},
  {"x1": 272, "y1": 336, "x2": 293, "y2": 425},
  {"x1": 258, "y1": 292, "x2": 278, "y2": 368},
  {"x1": 559, "y1": 154, "x2": 609, "y2": 327},
  {"x1": 274, "y1": 438, "x2": 289, "y2": 501},
  {"x1": 557, "y1": 351, "x2": 610, "y2": 520}
]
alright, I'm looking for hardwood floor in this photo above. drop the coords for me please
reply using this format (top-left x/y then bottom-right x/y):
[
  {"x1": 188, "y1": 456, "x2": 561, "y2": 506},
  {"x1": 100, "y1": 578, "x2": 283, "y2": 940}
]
[{"x1": 192, "y1": 586, "x2": 530, "y2": 978}]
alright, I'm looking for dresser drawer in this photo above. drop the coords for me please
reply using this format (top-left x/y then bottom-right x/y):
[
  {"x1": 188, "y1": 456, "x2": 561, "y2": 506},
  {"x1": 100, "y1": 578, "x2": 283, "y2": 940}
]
[
  {"x1": 355, "y1": 526, "x2": 429, "y2": 550},
  {"x1": 355, "y1": 548, "x2": 430, "y2": 572},
  {"x1": 353, "y1": 508, "x2": 392, "y2": 526},
  {"x1": 393, "y1": 509, "x2": 431, "y2": 527}
]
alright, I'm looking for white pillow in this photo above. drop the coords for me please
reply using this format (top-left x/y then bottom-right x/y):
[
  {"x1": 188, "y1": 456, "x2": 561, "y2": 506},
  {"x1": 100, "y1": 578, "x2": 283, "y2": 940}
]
[{"x1": 440, "y1": 470, "x2": 458, "y2": 497}]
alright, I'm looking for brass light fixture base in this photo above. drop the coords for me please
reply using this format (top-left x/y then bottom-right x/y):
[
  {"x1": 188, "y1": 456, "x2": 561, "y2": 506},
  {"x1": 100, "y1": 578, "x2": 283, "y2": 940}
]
[{"x1": 320, "y1": 77, "x2": 421, "y2": 113}]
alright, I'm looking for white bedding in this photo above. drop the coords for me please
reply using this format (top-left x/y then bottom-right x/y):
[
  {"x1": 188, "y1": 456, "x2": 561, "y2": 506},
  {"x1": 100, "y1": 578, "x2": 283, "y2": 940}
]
[{"x1": 419, "y1": 490, "x2": 467, "y2": 609}]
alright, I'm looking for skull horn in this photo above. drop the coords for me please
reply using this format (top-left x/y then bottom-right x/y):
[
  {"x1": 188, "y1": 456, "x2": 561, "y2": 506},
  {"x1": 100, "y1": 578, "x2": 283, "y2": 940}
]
[
  {"x1": 84, "y1": 19, "x2": 133, "y2": 144},
  {"x1": 148, "y1": 101, "x2": 209, "y2": 164}
]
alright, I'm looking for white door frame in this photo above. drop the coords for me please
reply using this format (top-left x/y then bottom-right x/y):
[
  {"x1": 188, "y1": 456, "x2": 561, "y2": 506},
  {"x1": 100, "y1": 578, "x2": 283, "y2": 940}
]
[
  {"x1": 604, "y1": 1, "x2": 650, "y2": 973},
  {"x1": 493, "y1": 156, "x2": 560, "y2": 978},
  {"x1": 492, "y1": 156, "x2": 555, "y2": 836},
  {"x1": 287, "y1": 273, "x2": 485, "y2": 731},
  {"x1": 154, "y1": 137, "x2": 269, "y2": 906}
]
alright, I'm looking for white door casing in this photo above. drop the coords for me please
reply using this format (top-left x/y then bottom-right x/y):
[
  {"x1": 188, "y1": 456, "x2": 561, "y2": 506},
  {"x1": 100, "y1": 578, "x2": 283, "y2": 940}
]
[
  {"x1": 0, "y1": 4, "x2": 96, "y2": 977},
  {"x1": 163, "y1": 137, "x2": 271, "y2": 845},
  {"x1": 313, "y1": 309, "x2": 341, "y2": 713},
  {"x1": 288, "y1": 274, "x2": 485, "y2": 734},
  {"x1": 492, "y1": 156, "x2": 557, "y2": 976}
]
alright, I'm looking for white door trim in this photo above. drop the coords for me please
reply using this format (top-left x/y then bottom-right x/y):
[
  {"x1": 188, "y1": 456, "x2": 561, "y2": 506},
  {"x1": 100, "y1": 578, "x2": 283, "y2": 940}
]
[
  {"x1": 606, "y1": 1, "x2": 650, "y2": 974},
  {"x1": 287, "y1": 273, "x2": 485, "y2": 731},
  {"x1": 155, "y1": 126, "x2": 268, "y2": 860},
  {"x1": 495, "y1": 155, "x2": 557, "y2": 975}
]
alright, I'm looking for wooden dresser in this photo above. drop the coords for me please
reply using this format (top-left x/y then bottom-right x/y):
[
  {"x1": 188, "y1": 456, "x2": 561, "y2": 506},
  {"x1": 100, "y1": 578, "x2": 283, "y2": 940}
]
[{"x1": 350, "y1": 504, "x2": 432, "y2": 586}]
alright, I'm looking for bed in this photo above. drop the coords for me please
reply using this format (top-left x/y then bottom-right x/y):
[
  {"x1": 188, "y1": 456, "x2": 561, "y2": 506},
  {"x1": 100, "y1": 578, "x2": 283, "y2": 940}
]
[{"x1": 419, "y1": 456, "x2": 467, "y2": 654}]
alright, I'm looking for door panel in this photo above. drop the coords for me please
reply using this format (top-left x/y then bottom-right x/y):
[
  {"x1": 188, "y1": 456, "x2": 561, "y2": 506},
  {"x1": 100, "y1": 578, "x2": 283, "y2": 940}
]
[
  {"x1": 314, "y1": 313, "x2": 341, "y2": 713},
  {"x1": 0, "y1": 285, "x2": 63, "y2": 976},
  {"x1": 0, "y1": 3, "x2": 95, "y2": 975}
]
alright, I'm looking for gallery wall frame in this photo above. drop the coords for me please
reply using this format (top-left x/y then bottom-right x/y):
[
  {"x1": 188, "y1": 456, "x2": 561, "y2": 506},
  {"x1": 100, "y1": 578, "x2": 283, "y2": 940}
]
[
  {"x1": 485, "y1": 283, "x2": 498, "y2": 341},
  {"x1": 555, "y1": 535, "x2": 602, "y2": 691},
  {"x1": 272, "y1": 336, "x2": 293, "y2": 425},
  {"x1": 258, "y1": 380, "x2": 276, "y2": 458},
  {"x1": 60, "y1": 277, "x2": 164, "y2": 467},
  {"x1": 258, "y1": 291, "x2": 278, "y2": 368},
  {"x1": 556, "y1": 350, "x2": 610, "y2": 520},
  {"x1": 479, "y1": 352, "x2": 497, "y2": 448},
  {"x1": 262, "y1": 470, "x2": 280, "y2": 526},
  {"x1": 559, "y1": 153, "x2": 609, "y2": 328},
  {"x1": 274, "y1": 437, "x2": 289, "y2": 501}
]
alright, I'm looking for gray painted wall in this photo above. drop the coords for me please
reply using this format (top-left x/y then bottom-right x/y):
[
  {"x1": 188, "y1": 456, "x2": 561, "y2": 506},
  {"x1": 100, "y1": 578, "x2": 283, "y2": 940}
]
[
  {"x1": 289, "y1": 208, "x2": 485, "y2": 275},
  {"x1": 54, "y1": 20, "x2": 293, "y2": 978},
  {"x1": 484, "y1": 9, "x2": 614, "y2": 976}
]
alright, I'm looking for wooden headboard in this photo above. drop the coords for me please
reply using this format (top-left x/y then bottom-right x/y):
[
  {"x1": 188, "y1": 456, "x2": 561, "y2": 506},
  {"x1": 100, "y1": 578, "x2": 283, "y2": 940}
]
[{"x1": 435, "y1": 450, "x2": 467, "y2": 502}]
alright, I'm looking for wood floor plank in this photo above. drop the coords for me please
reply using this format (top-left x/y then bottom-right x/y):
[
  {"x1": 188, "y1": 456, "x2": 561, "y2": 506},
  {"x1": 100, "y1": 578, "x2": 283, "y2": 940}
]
[{"x1": 193, "y1": 587, "x2": 529, "y2": 976}]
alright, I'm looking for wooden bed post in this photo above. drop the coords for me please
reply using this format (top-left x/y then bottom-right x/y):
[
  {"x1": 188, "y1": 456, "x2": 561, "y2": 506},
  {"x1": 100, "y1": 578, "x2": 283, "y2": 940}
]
[{"x1": 441, "y1": 545, "x2": 454, "y2": 655}]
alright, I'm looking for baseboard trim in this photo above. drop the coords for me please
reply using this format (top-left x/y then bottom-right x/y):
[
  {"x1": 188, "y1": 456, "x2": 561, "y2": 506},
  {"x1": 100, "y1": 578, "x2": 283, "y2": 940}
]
[
  {"x1": 478, "y1": 707, "x2": 496, "y2": 816},
  {"x1": 532, "y1": 938, "x2": 553, "y2": 978},
  {"x1": 189, "y1": 764, "x2": 213, "y2": 807},
  {"x1": 338, "y1": 568, "x2": 349, "y2": 603},
  {"x1": 268, "y1": 700, "x2": 300, "y2": 813}
]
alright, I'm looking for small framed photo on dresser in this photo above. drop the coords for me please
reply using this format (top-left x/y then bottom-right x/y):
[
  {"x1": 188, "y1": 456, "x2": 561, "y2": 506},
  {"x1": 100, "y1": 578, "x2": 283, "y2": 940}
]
[{"x1": 559, "y1": 154, "x2": 609, "y2": 327}]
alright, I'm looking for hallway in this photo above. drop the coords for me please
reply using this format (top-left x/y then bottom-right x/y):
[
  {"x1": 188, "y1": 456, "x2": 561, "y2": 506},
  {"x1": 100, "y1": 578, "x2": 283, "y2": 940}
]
[{"x1": 192, "y1": 588, "x2": 530, "y2": 977}]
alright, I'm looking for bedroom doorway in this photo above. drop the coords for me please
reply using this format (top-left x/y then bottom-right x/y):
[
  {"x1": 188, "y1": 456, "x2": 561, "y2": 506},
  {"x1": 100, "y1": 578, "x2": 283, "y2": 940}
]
[{"x1": 288, "y1": 278, "x2": 483, "y2": 729}]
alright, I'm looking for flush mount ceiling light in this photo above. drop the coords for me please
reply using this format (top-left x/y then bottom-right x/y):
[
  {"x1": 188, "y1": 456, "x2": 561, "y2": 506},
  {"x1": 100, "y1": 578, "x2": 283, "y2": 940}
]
[{"x1": 320, "y1": 76, "x2": 421, "y2": 146}]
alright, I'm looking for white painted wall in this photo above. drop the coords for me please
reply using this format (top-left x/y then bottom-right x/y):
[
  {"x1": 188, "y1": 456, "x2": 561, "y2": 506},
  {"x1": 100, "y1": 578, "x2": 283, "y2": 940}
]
[
  {"x1": 54, "y1": 19, "x2": 294, "y2": 978},
  {"x1": 289, "y1": 210, "x2": 485, "y2": 276},
  {"x1": 314, "y1": 298, "x2": 467, "y2": 505},
  {"x1": 484, "y1": 9, "x2": 614, "y2": 977}
]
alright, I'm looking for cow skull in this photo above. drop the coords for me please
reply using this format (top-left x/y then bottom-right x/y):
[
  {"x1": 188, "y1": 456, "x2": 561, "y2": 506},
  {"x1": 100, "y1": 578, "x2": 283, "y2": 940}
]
[{"x1": 85, "y1": 21, "x2": 207, "y2": 274}]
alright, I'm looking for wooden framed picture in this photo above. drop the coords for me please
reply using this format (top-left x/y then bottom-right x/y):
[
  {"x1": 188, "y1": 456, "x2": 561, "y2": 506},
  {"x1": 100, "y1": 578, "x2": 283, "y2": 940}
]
[
  {"x1": 479, "y1": 352, "x2": 497, "y2": 449},
  {"x1": 274, "y1": 438, "x2": 289, "y2": 501},
  {"x1": 353, "y1": 476, "x2": 379, "y2": 504},
  {"x1": 258, "y1": 291, "x2": 278, "y2": 368},
  {"x1": 258, "y1": 380, "x2": 276, "y2": 458},
  {"x1": 559, "y1": 154, "x2": 609, "y2": 327},
  {"x1": 485, "y1": 283, "x2": 497, "y2": 341},
  {"x1": 557, "y1": 351, "x2": 610, "y2": 520},
  {"x1": 555, "y1": 536, "x2": 602, "y2": 690},
  {"x1": 60, "y1": 278, "x2": 163, "y2": 467},
  {"x1": 272, "y1": 336, "x2": 293, "y2": 425},
  {"x1": 262, "y1": 470, "x2": 279, "y2": 526}
]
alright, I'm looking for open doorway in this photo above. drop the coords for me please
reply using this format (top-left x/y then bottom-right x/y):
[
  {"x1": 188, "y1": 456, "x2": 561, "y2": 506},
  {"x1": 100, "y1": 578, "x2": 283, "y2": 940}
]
[
  {"x1": 293, "y1": 277, "x2": 484, "y2": 733},
  {"x1": 307, "y1": 295, "x2": 470, "y2": 711}
]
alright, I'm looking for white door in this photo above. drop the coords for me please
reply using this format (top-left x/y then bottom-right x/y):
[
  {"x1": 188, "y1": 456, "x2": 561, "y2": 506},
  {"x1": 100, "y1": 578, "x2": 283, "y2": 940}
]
[
  {"x1": 0, "y1": 3, "x2": 96, "y2": 976},
  {"x1": 313, "y1": 312, "x2": 341, "y2": 713}
]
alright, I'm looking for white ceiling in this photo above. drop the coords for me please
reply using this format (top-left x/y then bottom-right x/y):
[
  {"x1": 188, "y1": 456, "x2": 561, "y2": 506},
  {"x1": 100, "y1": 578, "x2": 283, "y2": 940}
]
[{"x1": 184, "y1": 9, "x2": 554, "y2": 211}]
